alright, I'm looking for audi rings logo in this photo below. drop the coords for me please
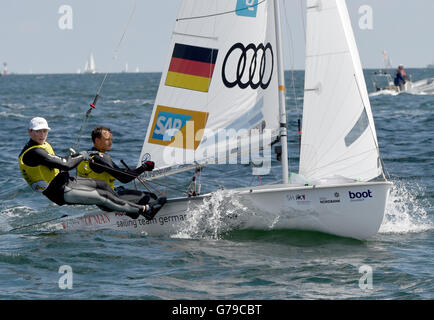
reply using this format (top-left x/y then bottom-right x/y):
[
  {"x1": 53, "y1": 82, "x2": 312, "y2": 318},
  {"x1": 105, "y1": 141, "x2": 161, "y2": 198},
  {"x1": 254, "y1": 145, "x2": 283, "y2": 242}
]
[{"x1": 222, "y1": 42, "x2": 274, "y2": 90}]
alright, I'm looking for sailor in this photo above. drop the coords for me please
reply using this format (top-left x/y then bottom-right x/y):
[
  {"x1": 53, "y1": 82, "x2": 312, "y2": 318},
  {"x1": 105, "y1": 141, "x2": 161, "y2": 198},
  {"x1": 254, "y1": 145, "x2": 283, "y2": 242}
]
[
  {"x1": 394, "y1": 64, "x2": 407, "y2": 90},
  {"x1": 76, "y1": 126, "x2": 163, "y2": 207},
  {"x1": 18, "y1": 117, "x2": 163, "y2": 220}
]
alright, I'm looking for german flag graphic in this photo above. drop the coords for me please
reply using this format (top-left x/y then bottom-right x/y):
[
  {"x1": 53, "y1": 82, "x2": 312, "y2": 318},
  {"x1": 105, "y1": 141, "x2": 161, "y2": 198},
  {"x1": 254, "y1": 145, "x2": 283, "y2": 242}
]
[{"x1": 165, "y1": 43, "x2": 218, "y2": 92}]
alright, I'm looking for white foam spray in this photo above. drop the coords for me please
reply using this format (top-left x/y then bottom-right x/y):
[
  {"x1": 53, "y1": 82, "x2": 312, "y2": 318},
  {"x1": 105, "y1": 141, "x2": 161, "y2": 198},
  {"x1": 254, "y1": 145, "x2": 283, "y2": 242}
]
[
  {"x1": 172, "y1": 189, "x2": 249, "y2": 240},
  {"x1": 379, "y1": 179, "x2": 432, "y2": 234}
]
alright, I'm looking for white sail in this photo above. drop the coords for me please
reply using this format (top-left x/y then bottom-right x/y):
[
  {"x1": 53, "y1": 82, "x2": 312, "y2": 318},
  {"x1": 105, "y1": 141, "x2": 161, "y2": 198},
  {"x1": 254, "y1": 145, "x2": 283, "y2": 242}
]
[
  {"x1": 139, "y1": 0, "x2": 280, "y2": 175},
  {"x1": 299, "y1": 0, "x2": 382, "y2": 182},
  {"x1": 89, "y1": 53, "x2": 96, "y2": 73},
  {"x1": 84, "y1": 53, "x2": 96, "y2": 74}
]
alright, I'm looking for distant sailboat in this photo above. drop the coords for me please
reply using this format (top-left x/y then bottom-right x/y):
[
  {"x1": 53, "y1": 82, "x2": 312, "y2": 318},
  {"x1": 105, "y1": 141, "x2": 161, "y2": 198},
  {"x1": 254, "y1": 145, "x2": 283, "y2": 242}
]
[
  {"x1": 2, "y1": 62, "x2": 10, "y2": 75},
  {"x1": 370, "y1": 53, "x2": 434, "y2": 96},
  {"x1": 369, "y1": 51, "x2": 413, "y2": 96},
  {"x1": 122, "y1": 62, "x2": 129, "y2": 73},
  {"x1": 382, "y1": 50, "x2": 392, "y2": 70},
  {"x1": 84, "y1": 53, "x2": 97, "y2": 74}
]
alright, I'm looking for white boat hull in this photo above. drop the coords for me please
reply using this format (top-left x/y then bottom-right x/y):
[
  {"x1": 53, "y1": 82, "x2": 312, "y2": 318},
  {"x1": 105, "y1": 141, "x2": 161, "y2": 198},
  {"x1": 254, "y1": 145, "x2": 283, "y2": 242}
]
[
  {"x1": 369, "y1": 81, "x2": 413, "y2": 97},
  {"x1": 59, "y1": 181, "x2": 392, "y2": 240}
]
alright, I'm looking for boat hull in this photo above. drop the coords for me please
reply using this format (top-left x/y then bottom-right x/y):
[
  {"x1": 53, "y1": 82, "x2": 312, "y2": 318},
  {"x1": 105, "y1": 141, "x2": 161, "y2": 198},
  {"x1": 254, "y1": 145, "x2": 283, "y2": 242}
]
[{"x1": 59, "y1": 181, "x2": 392, "y2": 240}]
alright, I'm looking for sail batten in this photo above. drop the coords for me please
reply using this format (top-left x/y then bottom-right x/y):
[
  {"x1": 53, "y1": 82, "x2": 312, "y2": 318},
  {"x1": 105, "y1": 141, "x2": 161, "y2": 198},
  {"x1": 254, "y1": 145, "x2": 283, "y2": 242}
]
[{"x1": 306, "y1": 50, "x2": 348, "y2": 58}]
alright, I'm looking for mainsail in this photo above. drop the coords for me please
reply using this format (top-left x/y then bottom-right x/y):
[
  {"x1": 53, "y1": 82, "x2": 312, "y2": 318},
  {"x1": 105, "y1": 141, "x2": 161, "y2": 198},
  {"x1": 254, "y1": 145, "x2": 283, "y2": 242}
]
[
  {"x1": 139, "y1": 0, "x2": 281, "y2": 177},
  {"x1": 299, "y1": 0, "x2": 382, "y2": 181}
]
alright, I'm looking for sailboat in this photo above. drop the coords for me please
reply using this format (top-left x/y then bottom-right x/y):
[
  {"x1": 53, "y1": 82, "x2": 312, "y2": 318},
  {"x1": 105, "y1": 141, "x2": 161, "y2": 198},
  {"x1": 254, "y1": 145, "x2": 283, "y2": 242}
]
[
  {"x1": 2, "y1": 62, "x2": 10, "y2": 75},
  {"x1": 369, "y1": 51, "x2": 412, "y2": 96},
  {"x1": 84, "y1": 53, "x2": 97, "y2": 74},
  {"x1": 61, "y1": 0, "x2": 392, "y2": 240}
]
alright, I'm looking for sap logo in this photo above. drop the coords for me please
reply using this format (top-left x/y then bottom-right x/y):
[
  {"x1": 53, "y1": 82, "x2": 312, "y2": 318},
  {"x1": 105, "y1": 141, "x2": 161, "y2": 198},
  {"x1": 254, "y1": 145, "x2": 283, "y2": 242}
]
[
  {"x1": 349, "y1": 190, "x2": 373, "y2": 200},
  {"x1": 152, "y1": 111, "x2": 192, "y2": 141},
  {"x1": 148, "y1": 105, "x2": 209, "y2": 150}
]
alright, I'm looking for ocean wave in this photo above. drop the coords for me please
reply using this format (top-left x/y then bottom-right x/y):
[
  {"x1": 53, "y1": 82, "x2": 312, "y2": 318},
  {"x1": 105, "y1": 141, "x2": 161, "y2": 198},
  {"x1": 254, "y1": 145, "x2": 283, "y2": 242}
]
[
  {"x1": 1, "y1": 206, "x2": 35, "y2": 218},
  {"x1": 0, "y1": 206, "x2": 36, "y2": 233},
  {"x1": 0, "y1": 111, "x2": 26, "y2": 118},
  {"x1": 1, "y1": 103, "x2": 27, "y2": 109}
]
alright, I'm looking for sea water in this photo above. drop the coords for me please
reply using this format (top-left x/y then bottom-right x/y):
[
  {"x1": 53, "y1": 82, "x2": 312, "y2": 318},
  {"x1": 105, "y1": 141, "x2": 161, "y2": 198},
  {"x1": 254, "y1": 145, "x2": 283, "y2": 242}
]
[{"x1": 0, "y1": 69, "x2": 433, "y2": 300}]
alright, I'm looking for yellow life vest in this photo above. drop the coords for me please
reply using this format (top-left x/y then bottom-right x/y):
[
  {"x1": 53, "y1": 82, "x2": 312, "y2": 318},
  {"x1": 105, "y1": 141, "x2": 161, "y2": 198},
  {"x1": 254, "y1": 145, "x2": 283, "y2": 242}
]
[
  {"x1": 76, "y1": 153, "x2": 116, "y2": 189},
  {"x1": 18, "y1": 142, "x2": 60, "y2": 192}
]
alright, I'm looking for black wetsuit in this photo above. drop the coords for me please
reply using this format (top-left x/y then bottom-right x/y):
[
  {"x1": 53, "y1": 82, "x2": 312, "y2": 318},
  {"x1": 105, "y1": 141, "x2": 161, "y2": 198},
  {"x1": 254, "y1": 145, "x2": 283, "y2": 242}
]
[
  {"x1": 19, "y1": 139, "x2": 146, "y2": 215},
  {"x1": 87, "y1": 147, "x2": 157, "y2": 205},
  {"x1": 87, "y1": 147, "x2": 145, "y2": 183}
]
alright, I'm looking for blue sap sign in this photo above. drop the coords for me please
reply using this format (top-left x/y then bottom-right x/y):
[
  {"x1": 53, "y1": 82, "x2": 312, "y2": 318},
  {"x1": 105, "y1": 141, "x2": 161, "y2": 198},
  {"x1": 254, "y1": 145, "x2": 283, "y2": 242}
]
[
  {"x1": 236, "y1": 0, "x2": 258, "y2": 18},
  {"x1": 148, "y1": 105, "x2": 209, "y2": 150},
  {"x1": 151, "y1": 111, "x2": 192, "y2": 142}
]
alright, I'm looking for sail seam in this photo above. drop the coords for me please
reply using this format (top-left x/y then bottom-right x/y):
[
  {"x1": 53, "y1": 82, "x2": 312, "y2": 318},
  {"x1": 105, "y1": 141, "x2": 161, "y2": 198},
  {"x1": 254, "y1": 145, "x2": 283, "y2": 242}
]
[
  {"x1": 172, "y1": 32, "x2": 218, "y2": 41},
  {"x1": 307, "y1": 6, "x2": 336, "y2": 12},
  {"x1": 306, "y1": 50, "x2": 349, "y2": 58}
]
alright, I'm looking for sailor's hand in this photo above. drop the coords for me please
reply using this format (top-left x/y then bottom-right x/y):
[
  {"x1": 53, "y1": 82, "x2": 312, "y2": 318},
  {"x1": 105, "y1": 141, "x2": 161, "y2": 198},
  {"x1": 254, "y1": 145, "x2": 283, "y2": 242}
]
[
  {"x1": 78, "y1": 151, "x2": 90, "y2": 161},
  {"x1": 79, "y1": 151, "x2": 100, "y2": 161},
  {"x1": 78, "y1": 151, "x2": 95, "y2": 161},
  {"x1": 142, "y1": 161, "x2": 155, "y2": 171}
]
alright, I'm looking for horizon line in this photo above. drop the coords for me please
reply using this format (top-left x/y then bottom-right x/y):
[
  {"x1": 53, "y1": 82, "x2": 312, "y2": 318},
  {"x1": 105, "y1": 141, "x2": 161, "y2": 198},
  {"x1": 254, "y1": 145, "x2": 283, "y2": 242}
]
[{"x1": 3, "y1": 66, "x2": 434, "y2": 76}]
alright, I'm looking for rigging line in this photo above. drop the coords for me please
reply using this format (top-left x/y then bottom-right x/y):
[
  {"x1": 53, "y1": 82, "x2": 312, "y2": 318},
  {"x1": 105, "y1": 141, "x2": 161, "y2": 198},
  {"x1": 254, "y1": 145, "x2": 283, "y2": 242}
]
[
  {"x1": 73, "y1": 0, "x2": 138, "y2": 151},
  {"x1": 282, "y1": 0, "x2": 301, "y2": 115},
  {"x1": 282, "y1": 0, "x2": 302, "y2": 157},
  {"x1": 120, "y1": 159, "x2": 163, "y2": 196},
  {"x1": 142, "y1": 178, "x2": 167, "y2": 197},
  {"x1": 145, "y1": 178, "x2": 190, "y2": 196},
  {"x1": 176, "y1": 0, "x2": 266, "y2": 21},
  {"x1": 96, "y1": 0, "x2": 138, "y2": 95},
  {"x1": 89, "y1": 160, "x2": 189, "y2": 195},
  {"x1": 299, "y1": 0, "x2": 306, "y2": 44}
]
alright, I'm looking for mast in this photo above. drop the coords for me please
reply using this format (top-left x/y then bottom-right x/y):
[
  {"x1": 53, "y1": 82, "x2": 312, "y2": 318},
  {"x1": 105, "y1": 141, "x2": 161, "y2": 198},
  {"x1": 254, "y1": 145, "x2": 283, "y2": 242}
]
[{"x1": 273, "y1": 0, "x2": 289, "y2": 184}]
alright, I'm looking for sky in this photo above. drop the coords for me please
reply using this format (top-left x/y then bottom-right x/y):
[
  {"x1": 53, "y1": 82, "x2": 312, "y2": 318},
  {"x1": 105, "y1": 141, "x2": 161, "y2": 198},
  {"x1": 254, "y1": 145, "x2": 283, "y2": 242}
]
[{"x1": 0, "y1": 0, "x2": 433, "y2": 74}]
